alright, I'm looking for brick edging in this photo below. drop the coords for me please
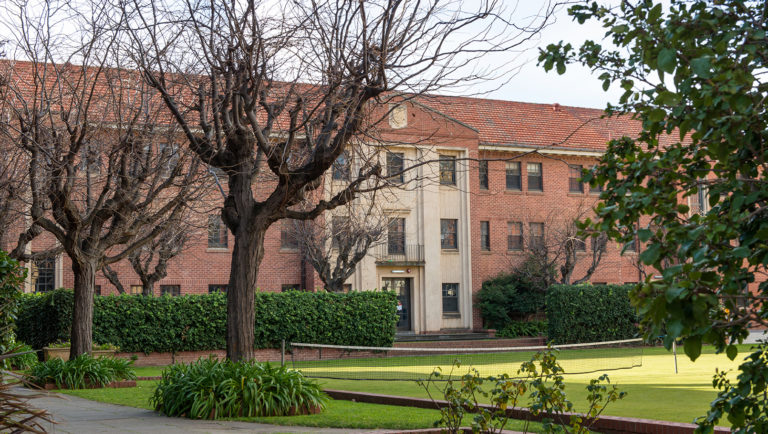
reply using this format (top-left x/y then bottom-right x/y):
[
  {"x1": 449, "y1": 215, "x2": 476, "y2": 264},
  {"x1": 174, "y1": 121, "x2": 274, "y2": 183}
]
[{"x1": 324, "y1": 389, "x2": 730, "y2": 434}]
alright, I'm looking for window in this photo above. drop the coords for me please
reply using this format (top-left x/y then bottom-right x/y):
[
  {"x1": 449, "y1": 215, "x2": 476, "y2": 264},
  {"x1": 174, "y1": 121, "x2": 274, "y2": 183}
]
[
  {"x1": 158, "y1": 142, "x2": 180, "y2": 178},
  {"x1": 208, "y1": 215, "x2": 228, "y2": 248},
  {"x1": 281, "y1": 219, "x2": 299, "y2": 250},
  {"x1": 505, "y1": 162, "x2": 521, "y2": 190},
  {"x1": 442, "y1": 283, "x2": 459, "y2": 314},
  {"x1": 160, "y1": 285, "x2": 181, "y2": 297},
  {"x1": 387, "y1": 152, "x2": 405, "y2": 183},
  {"x1": 33, "y1": 257, "x2": 56, "y2": 293},
  {"x1": 332, "y1": 152, "x2": 350, "y2": 181},
  {"x1": 624, "y1": 239, "x2": 637, "y2": 253},
  {"x1": 478, "y1": 160, "x2": 489, "y2": 190},
  {"x1": 331, "y1": 216, "x2": 349, "y2": 248},
  {"x1": 94, "y1": 285, "x2": 101, "y2": 296},
  {"x1": 688, "y1": 181, "x2": 708, "y2": 215},
  {"x1": 208, "y1": 284, "x2": 228, "y2": 294},
  {"x1": 591, "y1": 233, "x2": 608, "y2": 253},
  {"x1": 529, "y1": 222, "x2": 545, "y2": 250},
  {"x1": 507, "y1": 222, "x2": 523, "y2": 251},
  {"x1": 130, "y1": 285, "x2": 144, "y2": 295},
  {"x1": 387, "y1": 218, "x2": 405, "y2": 255},
  {"x1": 440, "y1": 219, "x2": 458, "y2": 250},
  {"x1": 589, "y1": 166, "x2": 603, "y2": 194},
  {"x1": 569, "y1": 165, "x2": 583, "y2": 193},
  {"x1": 527, "y1": 162, "x2": 543, "y2": 191},
  {"x1": 480, "y1": 221, "x2": 490, "y2": 251},
  {"x1": 439, "y1": 155, "x2": 456, "y2": 185},
  {"x1": 281, "y1": 284, "x2": 301, "y2": 292},
  {"x1": 342, "y1": 284, "x2": 352, "y2": 293},
  {"x1": 80, "y1": 143, "x2": 102, "y2": 174}
]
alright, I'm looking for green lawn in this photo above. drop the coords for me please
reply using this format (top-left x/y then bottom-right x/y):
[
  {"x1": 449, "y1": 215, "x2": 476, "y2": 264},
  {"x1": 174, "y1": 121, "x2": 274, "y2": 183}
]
[
  {"x1": 61, "y1": 344, "x2": 754, "y2": 429},
  {"x1": 58, "y1": 381, "x2": 544, "y2": 431}
]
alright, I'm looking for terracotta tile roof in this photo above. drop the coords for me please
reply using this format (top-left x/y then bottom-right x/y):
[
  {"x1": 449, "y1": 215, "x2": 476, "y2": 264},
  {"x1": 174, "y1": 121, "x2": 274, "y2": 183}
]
[{"x1": 417, "y1": 95, "x2": 645, "y2": 152}]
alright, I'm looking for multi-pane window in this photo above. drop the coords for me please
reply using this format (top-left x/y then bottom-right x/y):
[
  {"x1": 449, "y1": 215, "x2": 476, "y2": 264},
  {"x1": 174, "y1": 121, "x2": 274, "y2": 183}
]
[
  {"x1": 208, "y1": 284, "x2": 228, "y2": 294},
  {"x1": 332, "y1": 152, "x2": 350, "y2": 181},
  {"x1": 529, "y1": 222, "x2": 545, "y2": 250},
  {"x1": 439, "y1": 155, "x2": 456, "y2": 185},
  {"x1": 281, "y1": 220, "x2": 299, "y2": 250},
  {"x1": 478, "y1": 160, "x2": 489, "y2": 190},
  {"x1": 591, "y1": 233, "x2": 608, "y2": 253},
  {"x1": 130, "y1": 285, "x2": 144, "y2": 295},
  {"x1": 158, "y1": 142, "x2": 180, "y2": 178},
  {"x1": 688, "y1": 181, "x2": 708, "y2": 215},
  {"x1": 573, "y1": 237, "x2": 587, "y2": 251},
  {"x1": 480, "y1": 221, "x2": 490, "y2": 251},
  {"x1": 569, "y1": 165, "x2": 584, "y2": 193},
  {"x1": 527, "y1": 162, "x2": 543, "y2": 191},
  {"x1": 387, "y1": 152, "x2": 405, "y2": 183},
  {"x1": 331, "y1": 216, "x2": 349, "y2": 248},
  {"x1": 589, "y1": 166, "x2": 603, "y2": 194},
  {"x1": 34, "y1": 257, "x2": 56, "y2": 293},
  {"x1": 94, "y1": 285, "x2": 101, "y2": 296},
  {"x1": 160, "y1": 285, "x2": 181, "y2": 297},
  {"x1": 505, "y1": 162, "x2": 521, "y2": 190},
  {"x1": 507, "y1": 222, "x2": 523, "y2": 250},
  {"x1": 80, "y1": 143, "x2": 102, "y2": 174},
  {"x1": 388, "y1": 218, "x2": 406, "y2": 254},
  {"x1": 208, "y1": 215, "x2": 228, "y2": 248},
  {"x1": 281, "y1": 283, "x2": 301, "y2": 292},
  {"x1": 624, "y1": 238, "x2": 637, "y2": 253},
  {"x1": 440, "y1": 219, "x2": 458, "y2": 250},
  {"x1": 442, "y1": 283, "x2": 459, "y2": 313}
]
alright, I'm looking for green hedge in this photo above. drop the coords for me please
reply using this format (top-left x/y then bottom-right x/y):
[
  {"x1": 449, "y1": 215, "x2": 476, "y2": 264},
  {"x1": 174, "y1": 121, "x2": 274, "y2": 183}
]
[
  {"x1": 545, "y1": 284, "x2": 639, "y2": 344},
  {"x1": 17, "y1": 289, "x2": 397, "y2": 353},
  {"x1": 477, "y1": 273, "x2": 546, "y2": 329}
]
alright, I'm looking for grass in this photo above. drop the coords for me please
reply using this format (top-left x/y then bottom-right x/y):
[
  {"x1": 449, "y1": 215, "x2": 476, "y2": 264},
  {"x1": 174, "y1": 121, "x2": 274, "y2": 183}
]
[
  {"x1": 58, "y1": 381, "x2": 544, "y2": 431},
  {"x1": 60, "y1": 343, "x2": 756, "y2": 429}
]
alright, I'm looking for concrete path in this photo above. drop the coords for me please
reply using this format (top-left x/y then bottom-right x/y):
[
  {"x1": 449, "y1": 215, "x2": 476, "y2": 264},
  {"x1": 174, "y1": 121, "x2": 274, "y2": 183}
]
[
  {"x1": 744, "y1": 329, "x2": 766, "y2": 344},
  {"x1": 23, "y1": 389, "x2": 385, "y2": 434}
]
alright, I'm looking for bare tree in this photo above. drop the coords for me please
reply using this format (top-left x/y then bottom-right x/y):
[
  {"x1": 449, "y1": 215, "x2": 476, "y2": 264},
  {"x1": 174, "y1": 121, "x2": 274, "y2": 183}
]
[
  {"x1": 119, "y1": 0, "x2": 558, "y2": 360},
  {"x1": 0, "y1": 2, "x2": 210, "y2": 357},
  {"x1": 291, "y1": 192, "x2": 388, "y2": 292},
  {"x1": 101, "y1": 213, "x2": 193, "y2": 296},
  {"x1": 512, "y1": 202, "x2": 608, "y2": 287}
]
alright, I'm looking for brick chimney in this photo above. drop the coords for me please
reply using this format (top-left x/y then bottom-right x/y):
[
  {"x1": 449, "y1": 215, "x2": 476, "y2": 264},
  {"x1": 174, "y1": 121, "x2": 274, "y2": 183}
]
[{"x1": 552, "y1": 103, "x2": 561, "y2": 112}]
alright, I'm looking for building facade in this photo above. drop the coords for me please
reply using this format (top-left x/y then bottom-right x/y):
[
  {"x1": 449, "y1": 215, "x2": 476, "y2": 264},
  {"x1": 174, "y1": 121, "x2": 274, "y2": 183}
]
[{"x1": 7, "y1": 95, "x2": 653, "y2": 334}]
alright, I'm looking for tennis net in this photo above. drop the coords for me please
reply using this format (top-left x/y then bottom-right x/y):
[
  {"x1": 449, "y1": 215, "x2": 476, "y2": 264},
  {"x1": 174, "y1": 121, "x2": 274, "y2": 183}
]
[{"x1": 288, "y1": 338, "x2": 644, "y2": 381}]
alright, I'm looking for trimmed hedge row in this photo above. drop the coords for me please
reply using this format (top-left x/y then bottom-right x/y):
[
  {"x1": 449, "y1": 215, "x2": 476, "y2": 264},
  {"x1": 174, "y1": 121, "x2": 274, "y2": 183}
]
[
  {"x1": 17, "y1": 289, "x2": 397, "y2": 353},
  {"x1": 546, "y1": 284, "x2": 639, "y2": 344}
]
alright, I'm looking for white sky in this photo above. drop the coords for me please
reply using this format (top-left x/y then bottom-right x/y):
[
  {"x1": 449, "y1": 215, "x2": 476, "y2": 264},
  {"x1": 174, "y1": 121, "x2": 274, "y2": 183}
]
[{"x1": 474, "y1": 1, "x2": 624, "y2": 109}]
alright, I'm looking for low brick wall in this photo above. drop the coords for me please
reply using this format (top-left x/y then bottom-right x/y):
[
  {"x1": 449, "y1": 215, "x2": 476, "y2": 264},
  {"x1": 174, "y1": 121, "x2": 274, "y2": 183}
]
[
  {"x1": 324, "y1": 390, "x2": 730, "y2": 434},
  {"x1": 119, "y1": 338, "x2": 546, "y2": 366}
]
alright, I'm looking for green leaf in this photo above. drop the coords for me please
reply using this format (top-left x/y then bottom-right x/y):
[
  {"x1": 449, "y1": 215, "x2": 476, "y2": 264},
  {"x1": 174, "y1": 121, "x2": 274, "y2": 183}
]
[
  {"x1": 640, "y1": 243, "x2": 661, "y2": 265},
  {"x1": 726, "y1": 345, "x2": 738, "y2": 361},
  {"x1": 690, "y1": 56, "x2": 711, "y2": 78},
  {"x1": 684, "y1": 335, "x2": 702, "y2": 361},
  {"x1": 648, "y1": 108, "x2": 666, "y2": 122},
  {"x1": 657, "y1": 48, "x2": 677, "y2": 74}
]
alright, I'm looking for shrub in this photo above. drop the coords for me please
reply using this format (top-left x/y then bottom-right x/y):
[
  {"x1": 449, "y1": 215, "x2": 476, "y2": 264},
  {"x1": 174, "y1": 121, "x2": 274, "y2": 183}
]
[
  {"x1": 151, "y1": 357, "x2": 328, "y2": 418},
  {"x1": 477, "y1": 272, "x2": 545, "y2": 329},
  {"x1": 496, "y1": 320, "x2": 547, "y2": 339},
  {"x1": 0, "y1": 251, "x2": 27, "y2": 354},
  {"x1": 26, "y1": 354, "x2": 136, "y2": 389},
  {"x1": 17, "y1": 289, "x2": 397, "y2": 353},
  {"x1": 45, "y1": 341, "x2": 119, "y2": 351},
  {"x1": 3, "y1": 340, "x2": 37, "y2": 370},
  {"x1": 546, "y1": 284, "x2": 638, "y2": 344}
]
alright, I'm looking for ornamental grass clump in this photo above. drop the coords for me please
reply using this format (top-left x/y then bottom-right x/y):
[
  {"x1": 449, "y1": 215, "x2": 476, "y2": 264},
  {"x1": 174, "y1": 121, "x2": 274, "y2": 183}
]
[
  {"x1": 151, "y1": 357, "x2": 328, "y2": 419},
  {"x1": 26, "y1": 354, "x2": 136, "y2": 389}
]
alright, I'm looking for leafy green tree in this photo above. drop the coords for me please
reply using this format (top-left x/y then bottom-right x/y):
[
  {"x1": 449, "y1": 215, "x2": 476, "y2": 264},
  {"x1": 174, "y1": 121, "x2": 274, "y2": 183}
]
[{"x1": 540, "y1": 1, "x2": 768, "y2": 430}]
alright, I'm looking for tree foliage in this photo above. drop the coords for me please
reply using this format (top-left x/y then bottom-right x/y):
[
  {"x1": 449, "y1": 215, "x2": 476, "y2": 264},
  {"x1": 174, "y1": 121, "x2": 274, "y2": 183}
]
[{"x1": 540, "y1": 0, "x2": 768, "y2": 430}]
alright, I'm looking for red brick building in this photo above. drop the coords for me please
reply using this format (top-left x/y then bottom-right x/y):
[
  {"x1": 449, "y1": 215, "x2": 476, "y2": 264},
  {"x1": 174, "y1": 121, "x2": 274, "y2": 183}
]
[{"x1": 6, "y1": 92, "x2": 654, "y2": 333}]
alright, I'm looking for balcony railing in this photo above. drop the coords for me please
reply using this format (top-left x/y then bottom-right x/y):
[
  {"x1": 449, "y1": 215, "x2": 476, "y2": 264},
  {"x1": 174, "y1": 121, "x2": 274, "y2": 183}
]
[{"x1": 373, "y1": 244, "x2": 425, "y2": 265}]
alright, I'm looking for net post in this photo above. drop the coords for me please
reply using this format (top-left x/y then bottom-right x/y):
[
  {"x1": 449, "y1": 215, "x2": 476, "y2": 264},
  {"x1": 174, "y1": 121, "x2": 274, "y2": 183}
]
[{"x1": 281, "y1": 340, "x2": 285, "y2": 367}]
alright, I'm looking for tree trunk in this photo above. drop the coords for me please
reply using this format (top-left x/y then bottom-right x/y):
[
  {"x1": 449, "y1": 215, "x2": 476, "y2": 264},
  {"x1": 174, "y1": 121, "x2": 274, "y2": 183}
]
[
  {"x1": 227, "y1": 222, "x2": 266, "y2": 362},
  {"x1": 70, "y1": 259, "x2": 97, "y2": 359},
  {"x1": 142, "y1": 277, "x2": 154, "y2": 297}
]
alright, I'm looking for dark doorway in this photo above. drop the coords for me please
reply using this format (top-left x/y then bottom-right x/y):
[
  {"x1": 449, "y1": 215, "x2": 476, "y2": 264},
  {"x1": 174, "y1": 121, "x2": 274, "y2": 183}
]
[{"x1": 383, "y1": 277, "x2": 412, "y2": 331}]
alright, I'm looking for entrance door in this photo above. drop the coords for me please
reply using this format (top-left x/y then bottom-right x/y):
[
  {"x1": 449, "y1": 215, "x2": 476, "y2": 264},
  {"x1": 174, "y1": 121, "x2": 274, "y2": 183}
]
[{"x1": 382, "y1": 277, "x2": 412, "y2": 331}]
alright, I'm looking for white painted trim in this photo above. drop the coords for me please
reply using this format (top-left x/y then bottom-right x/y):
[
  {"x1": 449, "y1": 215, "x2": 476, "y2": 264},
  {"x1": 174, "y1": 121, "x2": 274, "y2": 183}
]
[{"x1": 479, "y1": 144, "x2": 604, "y2": 158}]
